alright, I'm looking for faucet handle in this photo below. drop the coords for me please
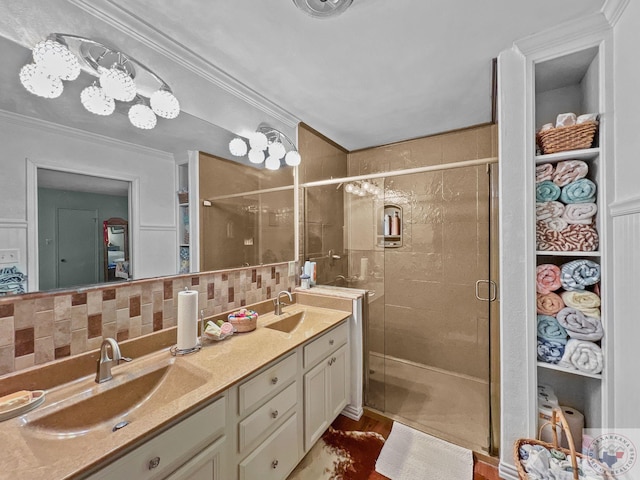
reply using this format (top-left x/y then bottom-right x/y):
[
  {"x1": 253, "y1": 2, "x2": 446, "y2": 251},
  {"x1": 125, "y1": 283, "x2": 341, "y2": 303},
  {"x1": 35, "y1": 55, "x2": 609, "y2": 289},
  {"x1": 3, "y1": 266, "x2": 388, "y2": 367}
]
[{"x1": 119, "y1": 356, "x2": 133, "y2": 364}]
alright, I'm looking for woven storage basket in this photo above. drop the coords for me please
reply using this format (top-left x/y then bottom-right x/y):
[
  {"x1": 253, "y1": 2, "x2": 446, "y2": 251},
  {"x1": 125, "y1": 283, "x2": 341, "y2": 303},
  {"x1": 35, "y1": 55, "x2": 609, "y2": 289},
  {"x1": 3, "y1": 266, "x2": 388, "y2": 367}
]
[
  {"x1": 514, "y1": 408, "x2": 614, "y2": 480},
  {"x1": 536, "y1": 121, "x2": 598, "y2": 155},
  {"x1": 177, "y1": 191, "x2": 189, "y2": 204},
  {"x1": 228, "y1": 311, "x2": 258, "y2": 332}
]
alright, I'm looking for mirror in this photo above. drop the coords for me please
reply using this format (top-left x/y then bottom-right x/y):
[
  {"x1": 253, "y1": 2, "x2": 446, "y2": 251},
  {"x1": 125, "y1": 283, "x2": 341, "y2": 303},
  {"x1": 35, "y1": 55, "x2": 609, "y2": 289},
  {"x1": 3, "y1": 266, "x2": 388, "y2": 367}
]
[
  {"x1": 103, "y1": 218, "x2": 129, "y2": 282},
  {"x1": 0, "y1": 33, "x2": 297, "y2": 296}
]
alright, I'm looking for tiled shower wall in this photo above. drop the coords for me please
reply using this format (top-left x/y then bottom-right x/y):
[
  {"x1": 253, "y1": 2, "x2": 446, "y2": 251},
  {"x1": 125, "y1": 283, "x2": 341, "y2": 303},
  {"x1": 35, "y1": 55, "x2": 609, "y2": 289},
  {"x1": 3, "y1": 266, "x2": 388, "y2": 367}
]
[{"x1": 0, "y1": 263, "x2": 296, "y2": 375}]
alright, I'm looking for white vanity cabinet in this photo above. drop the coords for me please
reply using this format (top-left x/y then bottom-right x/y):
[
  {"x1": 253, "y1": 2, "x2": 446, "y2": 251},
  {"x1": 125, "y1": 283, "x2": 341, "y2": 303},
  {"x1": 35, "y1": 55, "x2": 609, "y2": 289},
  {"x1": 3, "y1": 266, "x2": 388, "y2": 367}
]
[
  {"x1": 87, "y1": 395, "x2": 227, "y2": 480},
  {"x1": 303, "y1": 323, "x2": 350, "y2": 450}
]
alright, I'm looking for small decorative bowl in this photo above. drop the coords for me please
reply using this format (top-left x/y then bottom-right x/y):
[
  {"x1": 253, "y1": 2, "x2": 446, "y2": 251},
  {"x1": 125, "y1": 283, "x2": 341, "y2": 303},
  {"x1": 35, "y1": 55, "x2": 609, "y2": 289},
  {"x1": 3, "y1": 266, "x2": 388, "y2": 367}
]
[{"x1": 227, "y1": 309, "x2": 258, "y2": 332}]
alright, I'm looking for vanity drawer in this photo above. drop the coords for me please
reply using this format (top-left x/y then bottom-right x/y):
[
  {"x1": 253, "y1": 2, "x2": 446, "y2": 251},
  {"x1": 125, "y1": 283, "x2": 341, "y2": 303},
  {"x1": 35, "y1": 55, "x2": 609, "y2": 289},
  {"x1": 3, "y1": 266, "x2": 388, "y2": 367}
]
[
  {"x1": 303, "y1": 322, "x2": 348, "y2": 369},
  {"x1": 239, "y1": 352, "x2": 297, "y2": 415},
  {"x1": 238, "y1": 382, "x2": 297, "y2": 453},
  {"x1": 239, "y1": 413, "x2": 299, "y2": 480},
  {"x1": 89, "y1": 395, "x2": 226, "y2": 480}
]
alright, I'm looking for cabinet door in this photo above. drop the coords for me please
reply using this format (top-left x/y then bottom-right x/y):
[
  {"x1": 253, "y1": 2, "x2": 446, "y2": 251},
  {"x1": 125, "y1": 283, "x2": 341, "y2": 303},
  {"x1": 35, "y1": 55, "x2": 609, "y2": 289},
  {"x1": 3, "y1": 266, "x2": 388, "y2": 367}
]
[
  {"x1": 304, "y1": 359, "x2": 329, "y2": 450},
  {"x1": 163, "y1": 436, "x2": 225, "y2": 480},
  {"x1": 327, "y1": 344, "x2": 348, "y2": 420}
]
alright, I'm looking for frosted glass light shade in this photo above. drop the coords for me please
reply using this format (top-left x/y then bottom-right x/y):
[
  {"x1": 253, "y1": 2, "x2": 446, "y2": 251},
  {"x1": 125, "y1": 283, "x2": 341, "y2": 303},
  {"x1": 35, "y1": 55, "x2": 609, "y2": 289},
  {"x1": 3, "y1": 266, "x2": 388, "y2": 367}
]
[
  {"x1": 265, "y1": 156, "x2": 280, "y2": 170},
  {"x1": 19, "y1": 63, "x2": 63, "y2": 98},
  {"x1": 100, "y1": 67, "x2": 136, "y2": 102},
  {"x1": 249, "y1": 131, "x2": 268, "y2": 150},
  {"x1": 150, "y1": 89, "x2": 180, "y2": 119},
  {"x1": 80, "y1": 85, "x2": 115, "y2": 115},
  {"x1": 248, "y1": 148, "x2": 265, "y2": 164},
  {"x1": 345, "y1": 183, "x2": 354, "y2": 193},
  {"x1": 285, "y1": 150, "x2": 301, "y2": 166},
  {"x1": 229, "y1": 137, "x2": 248, "y2": 156},
  {"x1": 32, "y1": 39, "x2": 81, "y2": 81},
  {"x1": 268, "y1": 142, "x2": 286, "y2": 160},
  {"x1": 128, "y1": 104, "x2": 157, "y2": 129}
]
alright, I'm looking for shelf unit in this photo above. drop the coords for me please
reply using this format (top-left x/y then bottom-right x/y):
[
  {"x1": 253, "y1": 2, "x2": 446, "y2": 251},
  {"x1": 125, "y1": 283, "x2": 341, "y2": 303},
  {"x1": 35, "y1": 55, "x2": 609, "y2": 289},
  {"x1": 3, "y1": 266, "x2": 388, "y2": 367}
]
[
  {"x1": 376, "y1": 204, "x2": 403, "y2": 248},
  {"x1": 177, "y1": 163, "x2": 190, "y2": 274},
  {"x1": 532, "y1": 45, "x2": 607, "y2": 432}
]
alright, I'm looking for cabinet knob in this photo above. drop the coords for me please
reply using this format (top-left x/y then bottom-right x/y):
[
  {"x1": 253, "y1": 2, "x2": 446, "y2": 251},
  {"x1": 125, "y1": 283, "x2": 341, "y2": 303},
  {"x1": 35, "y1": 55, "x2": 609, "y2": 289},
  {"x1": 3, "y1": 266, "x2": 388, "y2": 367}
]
[
  {"x1": 148, "y1": 456, "x2": 161, "y2": 470},
  {"x1": 272, "y1": 459, "x2": 279, "y2": 469},
  {"x1": 328, "y1": 358, "x2": 333, "y2": 366},
  {"x1": 332, "y1": 356, "x2": 336, "y2": 363},
  {"x1": 329, "y1": 339, "x2": 334, "y2": 345},
  {"x1": 271, "y1": 376, "x2": 278, "y2": 385},
  {"x1": 272, "y1": 410, "x2": 279, "y2": 419}
]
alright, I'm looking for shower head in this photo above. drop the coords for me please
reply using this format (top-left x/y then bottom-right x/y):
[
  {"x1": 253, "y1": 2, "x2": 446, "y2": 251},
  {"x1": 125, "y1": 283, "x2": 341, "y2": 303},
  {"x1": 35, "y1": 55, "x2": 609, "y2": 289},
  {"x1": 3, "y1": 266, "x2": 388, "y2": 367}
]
[{"x1": 292, "y1": 0, "x2": 353, "y2": 19}]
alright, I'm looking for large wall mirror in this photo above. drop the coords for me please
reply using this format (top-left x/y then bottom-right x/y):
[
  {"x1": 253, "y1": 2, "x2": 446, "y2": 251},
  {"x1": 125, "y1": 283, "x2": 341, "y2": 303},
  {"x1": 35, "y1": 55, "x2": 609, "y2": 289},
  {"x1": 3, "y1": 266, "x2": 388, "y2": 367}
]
[{"x1": 0, "y1": 32, "x2": 297, "y2": 297}]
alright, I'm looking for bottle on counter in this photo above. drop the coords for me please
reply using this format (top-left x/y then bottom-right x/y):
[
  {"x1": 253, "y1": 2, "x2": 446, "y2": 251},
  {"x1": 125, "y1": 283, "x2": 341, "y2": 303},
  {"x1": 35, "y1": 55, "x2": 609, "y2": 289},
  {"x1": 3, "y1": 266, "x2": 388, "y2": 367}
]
[{"x1": 300, "y1": 267, "x2": 311, "y2": 290}]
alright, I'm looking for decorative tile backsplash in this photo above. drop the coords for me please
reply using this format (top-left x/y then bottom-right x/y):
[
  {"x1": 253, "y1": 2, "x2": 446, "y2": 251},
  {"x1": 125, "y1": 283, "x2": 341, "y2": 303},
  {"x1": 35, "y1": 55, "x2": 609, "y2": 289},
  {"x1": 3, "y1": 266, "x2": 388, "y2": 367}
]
[{"x1": 0, "y1": 263, "x2": 296, "y2": 375}]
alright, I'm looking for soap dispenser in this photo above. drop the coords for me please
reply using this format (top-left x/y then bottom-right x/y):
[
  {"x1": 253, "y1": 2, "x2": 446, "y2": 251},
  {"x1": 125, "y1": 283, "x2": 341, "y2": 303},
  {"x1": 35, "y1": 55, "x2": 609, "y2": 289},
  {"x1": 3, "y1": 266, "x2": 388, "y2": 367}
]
[{"x1": 300, "y1": 267, "x2": 311, "y2": 290}]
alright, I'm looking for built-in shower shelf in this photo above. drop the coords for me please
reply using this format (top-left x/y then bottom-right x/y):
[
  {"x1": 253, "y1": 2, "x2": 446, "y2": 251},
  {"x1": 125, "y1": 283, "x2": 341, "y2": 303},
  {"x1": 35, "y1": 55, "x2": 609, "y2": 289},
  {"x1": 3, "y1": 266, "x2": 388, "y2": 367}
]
[{"x1": 537, "y1": 362, "x2": 602, "y2": 380}]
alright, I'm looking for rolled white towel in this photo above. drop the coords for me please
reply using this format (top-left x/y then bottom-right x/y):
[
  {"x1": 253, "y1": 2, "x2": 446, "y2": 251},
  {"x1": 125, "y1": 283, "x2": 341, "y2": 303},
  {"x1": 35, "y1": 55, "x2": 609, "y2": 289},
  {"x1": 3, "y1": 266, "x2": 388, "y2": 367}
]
[
  {"x1": 558, "y1": 339, "x2": 603, "y2": 374},
  {"x1": 562, "y1": 203, "x2": 597, "y2": 225},
  {"x1": 561, "y1": 290, "x2": 601, "y2": 318},
  {"x1": 556, "y1": 307, "x2": 603, "y2": 341}
]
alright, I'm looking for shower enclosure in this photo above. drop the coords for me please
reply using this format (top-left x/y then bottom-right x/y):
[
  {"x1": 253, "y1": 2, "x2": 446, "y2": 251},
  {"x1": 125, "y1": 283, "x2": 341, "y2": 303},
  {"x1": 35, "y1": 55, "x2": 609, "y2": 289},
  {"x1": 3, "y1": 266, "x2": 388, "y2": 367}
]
[{"x1": 303, "y1": 158, "x2": 499, "y2": 454}]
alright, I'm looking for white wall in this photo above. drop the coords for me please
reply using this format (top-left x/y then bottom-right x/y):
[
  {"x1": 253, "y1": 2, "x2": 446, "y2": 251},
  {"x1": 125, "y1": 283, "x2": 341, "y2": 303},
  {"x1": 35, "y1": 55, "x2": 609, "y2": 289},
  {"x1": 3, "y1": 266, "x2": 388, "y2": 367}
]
[
  {"x1": 611, "y1": 0, "x2": 640, "y2": 428},
  {"x1": 0, "y1": 111, "x2": 178, "y2": 290}
]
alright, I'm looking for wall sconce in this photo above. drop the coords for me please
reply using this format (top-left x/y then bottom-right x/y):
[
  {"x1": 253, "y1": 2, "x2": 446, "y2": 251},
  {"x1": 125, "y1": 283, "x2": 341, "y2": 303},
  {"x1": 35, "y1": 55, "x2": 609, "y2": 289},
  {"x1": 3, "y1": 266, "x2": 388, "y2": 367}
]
[
  {"x1": 19, "y1": 34, "x2": 180, "y2": 129},
  {"x1": 229, "y1": 124, "x2": 301, "y2": 170},
  {"x1": 344, "y1": 181, "x2": 382, "y2": 197}
]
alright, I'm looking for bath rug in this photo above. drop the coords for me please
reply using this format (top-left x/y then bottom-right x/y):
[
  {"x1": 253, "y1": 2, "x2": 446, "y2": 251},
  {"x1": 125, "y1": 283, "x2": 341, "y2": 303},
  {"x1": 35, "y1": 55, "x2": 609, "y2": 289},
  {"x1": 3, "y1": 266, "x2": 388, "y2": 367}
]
[
  {"x1": 287, "y1": 427, "x2": 386, "y2": 480},
  {"x1": 375, "y1": 421, "x2": 473, "y2": 480}
]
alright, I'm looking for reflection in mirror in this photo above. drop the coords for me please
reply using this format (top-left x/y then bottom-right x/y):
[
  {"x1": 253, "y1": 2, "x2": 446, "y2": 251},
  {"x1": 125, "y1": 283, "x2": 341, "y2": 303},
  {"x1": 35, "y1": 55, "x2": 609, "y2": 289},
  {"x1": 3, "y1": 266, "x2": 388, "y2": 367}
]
[
  {"x1": 199, "y1": 152, "x2": 296, "y2": 270},
  {"x1": 37, "y1": 169, "x2": 129, "y2": 291},
  {"x1": 103, "y1": 217, "x2": 129, "y2": 283}
]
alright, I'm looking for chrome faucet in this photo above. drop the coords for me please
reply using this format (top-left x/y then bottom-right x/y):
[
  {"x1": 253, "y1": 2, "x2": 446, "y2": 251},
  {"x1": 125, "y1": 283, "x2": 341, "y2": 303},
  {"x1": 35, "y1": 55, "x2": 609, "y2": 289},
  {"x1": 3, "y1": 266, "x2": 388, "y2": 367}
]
[
  {"x1": 95, "y1": 338, "x2": 131, "y2": 383},
  {"x1": 274, "y1": 290, "x2": 293, "y2": 315}
]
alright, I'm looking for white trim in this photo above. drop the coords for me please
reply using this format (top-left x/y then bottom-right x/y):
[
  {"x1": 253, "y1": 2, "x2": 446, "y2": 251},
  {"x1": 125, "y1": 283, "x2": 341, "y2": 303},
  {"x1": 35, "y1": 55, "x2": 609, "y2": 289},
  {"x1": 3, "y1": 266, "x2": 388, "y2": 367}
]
[
  {"x1": 139, "y1": 225, "x2": 178, "y2": 231},
  {"x1": 602, "y1": 0, "x2": 630, "y2": 26},
  {"x1": 499, "y1": 461, "x2": 520, "y2": 480},
  {"x1": 610, "y1": 196, "x2": 640, "y2": 217},
  {"x1": 67, "y1": 0, "x2": 299, "y2": 129},
  {"x1": 0, "y1": 219, "x2": 28, "y2": 227},
  {"x1": 188, "y1": 151, "x2": 200, "y2": 273},
  {"x1": 0, "y1": 109, "x2": 173, "y2": 160},
  {"x1": 340, "y1": 405, "x2": 363, "y2": 421}
]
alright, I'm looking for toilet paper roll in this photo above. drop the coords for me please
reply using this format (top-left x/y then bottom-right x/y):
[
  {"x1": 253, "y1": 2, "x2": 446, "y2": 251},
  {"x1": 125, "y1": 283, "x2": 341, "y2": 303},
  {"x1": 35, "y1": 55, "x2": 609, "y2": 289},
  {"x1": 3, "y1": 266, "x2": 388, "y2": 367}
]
[
  {"x1": 177, "y1": 290, "x2": 199, "y2": 350},
  {"x1": 560, "y1": 406, "x2": 584, "y2": 452}
]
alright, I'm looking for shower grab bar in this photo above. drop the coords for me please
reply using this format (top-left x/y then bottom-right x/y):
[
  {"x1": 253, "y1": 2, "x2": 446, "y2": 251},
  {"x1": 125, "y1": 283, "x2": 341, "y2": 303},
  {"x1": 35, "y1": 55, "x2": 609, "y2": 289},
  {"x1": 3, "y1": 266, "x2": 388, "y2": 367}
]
[{"x1": 475, "y1": 280, "x2": 497, "y2": 302}]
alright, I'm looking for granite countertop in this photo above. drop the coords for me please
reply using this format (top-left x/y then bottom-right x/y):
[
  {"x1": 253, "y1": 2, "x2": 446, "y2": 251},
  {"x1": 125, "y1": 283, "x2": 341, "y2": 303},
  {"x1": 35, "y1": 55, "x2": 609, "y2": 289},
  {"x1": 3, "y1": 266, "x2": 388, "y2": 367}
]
[{"x1": 0, "y1": 294, "x2": 352, "y2": 480}]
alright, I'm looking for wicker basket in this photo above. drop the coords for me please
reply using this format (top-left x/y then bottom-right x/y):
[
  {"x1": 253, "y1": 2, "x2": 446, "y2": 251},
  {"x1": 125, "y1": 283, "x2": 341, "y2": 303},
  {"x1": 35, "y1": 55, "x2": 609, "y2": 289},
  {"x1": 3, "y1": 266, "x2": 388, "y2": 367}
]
[
  {"x1": 228, "y1": 310, "x2": 258, "y2": 332},
  {"x1": 514, "y1": 408, "x2": 614, "y2": 480},
  {"x1": 177, "y1": 191, "x2": 189, "y2": 204},
  {"x1": 536, "y1": 121, "x2": 598, "y2": 155}
]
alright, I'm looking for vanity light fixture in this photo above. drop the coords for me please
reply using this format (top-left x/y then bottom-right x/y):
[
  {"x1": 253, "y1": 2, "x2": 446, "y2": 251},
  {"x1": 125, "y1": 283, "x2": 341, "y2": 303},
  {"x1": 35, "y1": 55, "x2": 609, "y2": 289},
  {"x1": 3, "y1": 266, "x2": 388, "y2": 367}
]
[
  {"x1": 344, "y1": 181, "x2": 382, "y2": 197},
  {"x1": 292, "y1": 0, "x2": 353, "y2": 18},
  {"x1": 229, "y1": 124, "x2": 302, "y2": 170},
  {"x1": 19, "y1": 34, "x2": 180, "y2": 129}
]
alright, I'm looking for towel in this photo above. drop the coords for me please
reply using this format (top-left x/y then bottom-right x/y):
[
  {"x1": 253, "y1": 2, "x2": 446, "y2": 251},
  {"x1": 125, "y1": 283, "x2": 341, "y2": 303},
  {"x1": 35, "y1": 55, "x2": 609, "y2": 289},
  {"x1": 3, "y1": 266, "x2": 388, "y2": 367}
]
[
  {"x1": 561, "y1": 291, "x2": 601, "y2": 318},
  {"x1": 536, "y1": 201, "x2": 565, "y2": 222},
  {"x1": 556, "y1": 307, "x2": 603, "y2": 341},
  {"x1": 562, "y1": 203, "x2": 597, "y2": 225},
  {"x1": 560, "y1": 178, "x2": 597, "y2": 204},
  {"x1": 539, "y1": 217, "x2": 569, "y2": 232},
  {"x1": 537, "y1": 337, "x2": 565, "y2": 364},
  {"x1": 558, "y1": 339, "x2": 603, "y2": 374},
  {"x1": 537, "y1": 223, "x2": 599, "y2": 252},
  {"x1": 537, "y1": 315, "x2": 568, "y2": 344},
  {"x1": 560, "y1": 259, "x2": 600, "y2": 291},
  {"x1": 536, "y1": 163, "x2": 554, "y2": 183},
  {"x1": 536, "y1": 180, "x2": 561, "y2": 202},
  {"x1": 552, "y1": 160, "x2": 589, "y2": 187},
  {"x1": 536, "y1": 264, "x2": 562, "y2": 294},
  {"x1": 536, "y1": 292, "x2": 565, "y2": 316}
]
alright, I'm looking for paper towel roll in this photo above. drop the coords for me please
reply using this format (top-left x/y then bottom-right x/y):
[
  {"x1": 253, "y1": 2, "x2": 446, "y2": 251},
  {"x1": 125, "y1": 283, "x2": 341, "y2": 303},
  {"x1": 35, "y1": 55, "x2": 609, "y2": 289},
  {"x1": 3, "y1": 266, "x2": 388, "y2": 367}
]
[
  {"x1": 538, "y1": 402, "x2": 562, "y2": 444},
  {"x1": 560, "y1": 406, "x2": 584, "y2": 452},
  {"x1": 177, "y1": 290, "x2": 199, "y2": 350}
]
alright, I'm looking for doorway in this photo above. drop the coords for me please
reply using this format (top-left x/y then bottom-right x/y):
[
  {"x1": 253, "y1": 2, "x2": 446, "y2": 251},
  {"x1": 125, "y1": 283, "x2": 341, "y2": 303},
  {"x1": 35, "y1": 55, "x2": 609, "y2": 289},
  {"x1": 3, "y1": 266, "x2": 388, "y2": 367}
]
[{"x1": 56, "y1": 208, "x2": 99, "y2": 288}]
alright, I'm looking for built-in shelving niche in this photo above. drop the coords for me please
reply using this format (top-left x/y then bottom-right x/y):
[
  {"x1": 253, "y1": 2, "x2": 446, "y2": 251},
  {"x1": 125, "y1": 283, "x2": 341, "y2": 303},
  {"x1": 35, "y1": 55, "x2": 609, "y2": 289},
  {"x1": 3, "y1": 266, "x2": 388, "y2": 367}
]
[{"x1": 378, "y1": 204, "x2": 402, "y2": 248}]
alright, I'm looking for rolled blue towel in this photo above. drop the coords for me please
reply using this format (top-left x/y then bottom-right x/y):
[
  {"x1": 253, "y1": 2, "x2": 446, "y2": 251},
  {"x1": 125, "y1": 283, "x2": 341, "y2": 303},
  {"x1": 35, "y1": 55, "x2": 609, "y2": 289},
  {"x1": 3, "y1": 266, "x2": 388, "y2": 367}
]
[
  {"x1": 560, "y1": 178, "x2": 597, "y2": 204},
  {"x1": 536, "y1": 180, "x2": 561, "y2": 202},
  {"x1": 537, "y1": 337, "x2": 565, "y2": 364},
  {"x1": 537, "y1": 315, "x2": 568, "y2": 344},
  {"x1": 560, "y1": 259, "x2": 601, "y2": 291}
]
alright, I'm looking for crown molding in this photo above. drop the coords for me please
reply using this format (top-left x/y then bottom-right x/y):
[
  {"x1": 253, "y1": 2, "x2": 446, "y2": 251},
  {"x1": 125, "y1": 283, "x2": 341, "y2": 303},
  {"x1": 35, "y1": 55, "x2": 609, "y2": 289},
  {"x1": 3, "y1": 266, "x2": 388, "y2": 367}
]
[
  {"x1": 0, "y1": 109, "x2": 174, "y2": 160},
  {"x1": 514, "y1": 12, "x2": 610, "y2": 58},
  {"x1": 610, "y1": 196, "x2": 640, "y2": 217},
  {"x1": 67, "y1": 0, "x2": 300, "y2": 129},
  {"x1": 602, "y1": 0, "x2": 630, "y2": 26}
]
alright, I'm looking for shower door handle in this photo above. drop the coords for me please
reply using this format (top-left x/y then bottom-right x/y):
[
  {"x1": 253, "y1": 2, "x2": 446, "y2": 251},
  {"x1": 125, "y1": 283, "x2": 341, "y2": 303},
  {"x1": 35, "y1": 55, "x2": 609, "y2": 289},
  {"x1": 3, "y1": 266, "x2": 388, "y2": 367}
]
[{"x1": 475, "y1": 280, "x2": 497, "y2": 302}]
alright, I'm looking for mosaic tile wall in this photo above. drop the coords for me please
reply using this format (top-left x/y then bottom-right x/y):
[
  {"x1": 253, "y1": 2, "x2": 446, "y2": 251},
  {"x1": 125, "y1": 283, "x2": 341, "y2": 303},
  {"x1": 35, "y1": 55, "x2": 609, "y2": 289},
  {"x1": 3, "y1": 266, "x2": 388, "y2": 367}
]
[{"x1": 0, "y1": 263, "x2": 296, "y2": 375}]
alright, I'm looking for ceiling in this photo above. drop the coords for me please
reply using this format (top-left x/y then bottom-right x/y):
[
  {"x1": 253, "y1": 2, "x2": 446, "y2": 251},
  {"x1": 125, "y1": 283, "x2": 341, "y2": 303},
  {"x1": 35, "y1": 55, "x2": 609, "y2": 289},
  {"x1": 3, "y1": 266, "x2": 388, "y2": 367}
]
[{"x1": 0, "y1": 0, "x2": 606, "y2": 153}]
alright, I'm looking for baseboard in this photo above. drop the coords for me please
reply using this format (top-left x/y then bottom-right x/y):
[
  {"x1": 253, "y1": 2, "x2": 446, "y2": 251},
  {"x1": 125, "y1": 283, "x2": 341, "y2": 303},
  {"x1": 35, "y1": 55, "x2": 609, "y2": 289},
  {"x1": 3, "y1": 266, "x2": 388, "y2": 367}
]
[
  {"x1": 499, "y1": 460, "x2": 520, "y2": 480},
  {"x1": 341, "y1": 404, "x2": 363, "y2": 421}
]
